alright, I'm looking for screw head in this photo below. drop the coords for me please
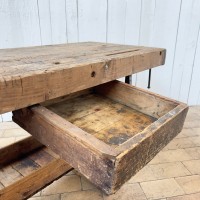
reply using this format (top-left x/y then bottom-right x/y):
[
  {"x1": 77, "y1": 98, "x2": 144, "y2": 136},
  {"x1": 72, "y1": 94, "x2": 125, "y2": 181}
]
[{"x1": 104, "y1": 64, "x2": 109, "y2": 70}]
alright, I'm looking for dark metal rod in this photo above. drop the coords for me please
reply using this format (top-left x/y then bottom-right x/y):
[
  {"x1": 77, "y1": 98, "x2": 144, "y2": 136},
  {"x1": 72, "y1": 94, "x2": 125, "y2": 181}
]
[
  {"x1": 125, "y1": 75, "x2": 132, "y2": 85},
  {"x1": 147, "y1": 69, "x2": 152, "y2": 89}
]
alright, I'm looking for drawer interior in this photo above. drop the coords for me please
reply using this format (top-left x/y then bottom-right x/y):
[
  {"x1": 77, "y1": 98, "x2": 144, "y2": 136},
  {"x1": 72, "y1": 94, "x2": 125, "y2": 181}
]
[
  {"x1": 45, "y1": 81, "x2": 178, "y2": 147},
  {"x1": 47, "y1": 93, "x2": 155, "y2": 146}
]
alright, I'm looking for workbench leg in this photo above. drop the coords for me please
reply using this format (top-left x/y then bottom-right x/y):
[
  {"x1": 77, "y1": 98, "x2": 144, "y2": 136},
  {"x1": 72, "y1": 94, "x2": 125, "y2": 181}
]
[{"x1": 125, "y1": 75, "x2": 132, "y2": 85}]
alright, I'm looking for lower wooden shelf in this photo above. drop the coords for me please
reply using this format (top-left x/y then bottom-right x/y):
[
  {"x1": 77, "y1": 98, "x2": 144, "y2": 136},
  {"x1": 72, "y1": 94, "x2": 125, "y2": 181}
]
[{"x1": 0, "y1": 136, "x2": 72, "y2": 200}]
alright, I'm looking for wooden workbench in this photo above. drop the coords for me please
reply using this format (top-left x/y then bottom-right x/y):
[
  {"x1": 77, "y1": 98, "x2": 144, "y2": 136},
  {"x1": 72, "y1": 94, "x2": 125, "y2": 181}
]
[
  {"x1": 0, "y1": 42, "x2": 165, "y2": 114},
  {"x1": 0, "y1": 42, "x2": 187, "y2": 199}
]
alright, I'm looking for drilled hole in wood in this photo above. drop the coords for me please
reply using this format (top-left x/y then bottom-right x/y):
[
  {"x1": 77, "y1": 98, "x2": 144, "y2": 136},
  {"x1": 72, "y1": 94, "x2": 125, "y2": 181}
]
[
  {"x1": 91, "y1": 71, "x2": 96, "y2": 77},
  {"x1": 54, "y1": 61, "x2": 60, "y2": 65}
]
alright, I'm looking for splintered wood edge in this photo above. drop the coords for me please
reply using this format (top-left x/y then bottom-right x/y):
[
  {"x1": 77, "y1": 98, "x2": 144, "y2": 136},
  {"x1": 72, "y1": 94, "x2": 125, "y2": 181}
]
[{"x1": 0, "y1": 137, "x2": 73, "y2": 200}]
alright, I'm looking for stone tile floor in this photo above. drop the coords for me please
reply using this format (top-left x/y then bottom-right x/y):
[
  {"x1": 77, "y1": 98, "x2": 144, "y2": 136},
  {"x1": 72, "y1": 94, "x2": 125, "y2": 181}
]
[{"x1": 0, "y1": 106, "x2": 200, "y2": 200}]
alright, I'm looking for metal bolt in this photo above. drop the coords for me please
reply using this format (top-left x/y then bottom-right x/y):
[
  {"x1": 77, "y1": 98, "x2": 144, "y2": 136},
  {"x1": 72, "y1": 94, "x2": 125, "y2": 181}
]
[{"x1": 104, "y1": 64, "x2": 109, "y2": 70}]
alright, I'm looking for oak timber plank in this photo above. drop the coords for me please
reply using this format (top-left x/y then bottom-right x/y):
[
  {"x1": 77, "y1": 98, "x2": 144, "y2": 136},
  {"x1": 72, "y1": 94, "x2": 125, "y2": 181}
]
[
  {"x1": 46, "y1": 93, "x2": 111, "y2": 123},
  {"x1": 29, "y1": 148, "x2": 55, "y2": 167},
  {"x1": 0, "y1": 159, "x2": 71, "y2": 200},
  {"x1": 0, "y1": 137, "x2": 73, "y2": 200},
  {"x1": 0, "y1": 42, "x2": 136, "y2": 60},
  {"x1": 95, "y1": 81, "x2": 178, "y2": 118},
  {"x1": 0, "y1": 42, "x2": 166, "y2": 114},
  {"x1": 0, "y1": 136, "x2": 42, "y2": 166},
  {"x1": 0, "y1": 43, "x2": 141, "y2": 69}
]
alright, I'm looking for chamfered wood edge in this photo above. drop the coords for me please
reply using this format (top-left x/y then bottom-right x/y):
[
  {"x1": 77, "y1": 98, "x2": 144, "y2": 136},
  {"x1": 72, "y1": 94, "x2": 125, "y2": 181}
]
[{"x1": 0, "y1": 47, "x2": 166, "y2": 114}]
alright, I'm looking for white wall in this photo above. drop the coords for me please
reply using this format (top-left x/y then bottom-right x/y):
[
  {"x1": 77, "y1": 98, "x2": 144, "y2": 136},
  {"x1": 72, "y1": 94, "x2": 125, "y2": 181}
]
[{"x1": 0, "y1": 0, "x2": 200, "y2": 121}]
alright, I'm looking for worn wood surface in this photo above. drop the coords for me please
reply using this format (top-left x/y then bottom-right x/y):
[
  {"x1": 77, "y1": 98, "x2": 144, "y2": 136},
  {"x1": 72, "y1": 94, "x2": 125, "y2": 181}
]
[
  {"x1": 0, "y1": 137, "x2": 72, "y2": 200},
  {"x1": 47, "y1": 93, "x2": 156, "y2": 146},
  {"x1": 13, "y1": 106, "x2": 117, "y2": 194},
  {"x1": 0, "y1": 42, "x2": 165, "y2": 114},
  {"x1": 114, "y1": 105, "x2": 188, "y2": 192},
  {"x1": 13, "y1": 81, "x2": 188, "y2": 194},
  {"x1": 0, "y1": 136, "x2": 42, "y2": 166},
  {"x1": 94, "y1": 80, "x2": 179, "y2": 118}
]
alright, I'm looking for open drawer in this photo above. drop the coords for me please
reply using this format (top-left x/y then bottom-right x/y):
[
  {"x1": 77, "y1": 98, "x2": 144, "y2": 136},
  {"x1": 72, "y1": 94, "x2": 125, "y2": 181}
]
[{"x1": 13, "y1": 80, "x2": 188, "y2": 194}]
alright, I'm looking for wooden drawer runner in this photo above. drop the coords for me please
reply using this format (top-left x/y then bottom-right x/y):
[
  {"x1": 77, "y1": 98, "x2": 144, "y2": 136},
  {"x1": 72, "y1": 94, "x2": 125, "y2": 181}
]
[{"x1": 13, "y1": 80, "x2": 188, "y2": 194}]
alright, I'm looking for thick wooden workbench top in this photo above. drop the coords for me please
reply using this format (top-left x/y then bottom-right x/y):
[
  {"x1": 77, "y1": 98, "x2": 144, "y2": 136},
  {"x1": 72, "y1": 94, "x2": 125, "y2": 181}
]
[{"x1": 0, "y1": 42, "x2": 165, "y2": 114}]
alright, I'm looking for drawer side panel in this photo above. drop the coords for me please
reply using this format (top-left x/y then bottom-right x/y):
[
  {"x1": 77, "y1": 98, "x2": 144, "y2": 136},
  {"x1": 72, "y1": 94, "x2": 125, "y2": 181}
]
[{"x1": 113, "y1": 105, "x2": 188, "y2": 192}]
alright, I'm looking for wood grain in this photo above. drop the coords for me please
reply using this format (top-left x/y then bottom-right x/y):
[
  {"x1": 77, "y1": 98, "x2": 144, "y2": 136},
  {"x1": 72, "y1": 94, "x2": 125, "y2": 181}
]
[
  {"x1": 13, "y1": 106, "x2": 117, "y2": 194},
  {"x1": 0, "y1": 137, "x2": 72, "y2": 200},
  {"x1": 47, "y1": 93, "x2": 156, "y2": 146},
  {"x1": 0, "y1": 136, "x2": 42, "y2": 166},
  {"x1": 13, "y1": 81, "x2": 188, "y2": 194},
  {"x1": 94, "y1": 80, "x2": 179, "y2": 118},
  {"x1": 0, "y1": 42, "x2": 165, "y2": 114}
]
